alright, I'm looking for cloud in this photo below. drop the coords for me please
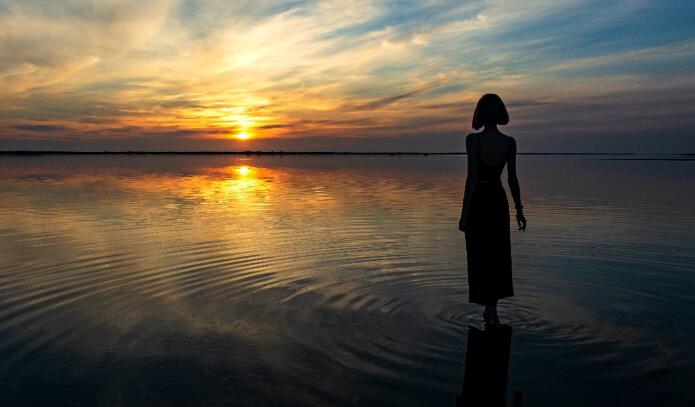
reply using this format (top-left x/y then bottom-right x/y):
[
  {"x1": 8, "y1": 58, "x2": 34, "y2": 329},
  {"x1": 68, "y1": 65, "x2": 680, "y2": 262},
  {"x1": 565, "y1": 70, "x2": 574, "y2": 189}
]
[
  {"x1": 0, "y1": 0, "x2": 694, "y2": 152},
  {"x1": 0, "y1": 0, "x2": 174, "y2": 69},
  {"x1": 10, "y1": 124, "x2": 69, "y2": 132},
  {"x1": 351, "y1": 81, "x2": 446, "y2": 110}
]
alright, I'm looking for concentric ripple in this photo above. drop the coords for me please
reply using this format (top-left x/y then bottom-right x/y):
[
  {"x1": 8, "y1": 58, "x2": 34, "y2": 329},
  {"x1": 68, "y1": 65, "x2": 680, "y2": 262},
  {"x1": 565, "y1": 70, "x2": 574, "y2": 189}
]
[{"x1": 0, "y1": 155, "x2": 694, "y2": 406}]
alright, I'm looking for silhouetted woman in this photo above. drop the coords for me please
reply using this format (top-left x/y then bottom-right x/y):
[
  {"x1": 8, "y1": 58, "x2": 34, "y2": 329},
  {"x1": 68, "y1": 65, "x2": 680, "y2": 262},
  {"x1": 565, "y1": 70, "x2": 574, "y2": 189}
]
[{"x1": 459, "y1": 94, "x2": 526, "y2": 327}]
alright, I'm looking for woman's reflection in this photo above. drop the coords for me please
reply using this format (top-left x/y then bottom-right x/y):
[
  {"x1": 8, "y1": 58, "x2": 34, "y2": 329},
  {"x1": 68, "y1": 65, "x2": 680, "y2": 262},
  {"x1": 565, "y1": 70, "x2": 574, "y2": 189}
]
[{"x1": 457, "y1": 325, "x2": 520, "y2": 406}]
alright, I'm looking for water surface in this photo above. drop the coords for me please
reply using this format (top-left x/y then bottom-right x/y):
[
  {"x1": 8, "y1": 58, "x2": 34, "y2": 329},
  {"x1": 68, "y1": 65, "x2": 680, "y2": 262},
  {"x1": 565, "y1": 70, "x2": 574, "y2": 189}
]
[{"x1": 1, "y1": 155, "x2": 694, "y2": 406}]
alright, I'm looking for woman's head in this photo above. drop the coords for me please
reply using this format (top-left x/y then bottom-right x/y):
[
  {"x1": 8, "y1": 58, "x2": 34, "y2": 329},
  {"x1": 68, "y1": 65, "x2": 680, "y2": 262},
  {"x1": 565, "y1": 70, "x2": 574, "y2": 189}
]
[{"x1": 472, "y1": 94, "x2": 509, "y2": 130}]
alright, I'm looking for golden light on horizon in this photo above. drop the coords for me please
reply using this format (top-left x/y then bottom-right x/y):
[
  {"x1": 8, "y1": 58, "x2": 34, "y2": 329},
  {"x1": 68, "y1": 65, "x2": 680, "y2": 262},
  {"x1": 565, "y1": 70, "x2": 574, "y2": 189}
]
[{"x1": 228, "y1": 112, "x2": 257, "y2": 140}]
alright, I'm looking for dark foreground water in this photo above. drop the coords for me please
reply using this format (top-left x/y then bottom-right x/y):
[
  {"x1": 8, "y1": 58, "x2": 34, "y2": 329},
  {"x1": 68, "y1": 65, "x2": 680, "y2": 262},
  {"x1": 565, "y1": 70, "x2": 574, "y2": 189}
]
[{"x1": 1, "y1": 155, "x2": 694, "y2": 406}]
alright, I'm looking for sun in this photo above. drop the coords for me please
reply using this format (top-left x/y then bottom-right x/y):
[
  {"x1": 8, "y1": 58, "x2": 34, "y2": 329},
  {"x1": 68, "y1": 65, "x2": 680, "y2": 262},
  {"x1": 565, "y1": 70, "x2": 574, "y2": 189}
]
[{"x1": 235, "y1": 131, "x2": 250, "y2": 140}]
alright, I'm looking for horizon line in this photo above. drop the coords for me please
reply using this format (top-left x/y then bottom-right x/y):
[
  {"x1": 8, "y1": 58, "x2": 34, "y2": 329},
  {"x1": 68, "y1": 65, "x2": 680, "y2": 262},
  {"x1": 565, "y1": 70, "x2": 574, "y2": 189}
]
[{"x1": 2, "y1": 150, "x2": 690, "y2": 156}]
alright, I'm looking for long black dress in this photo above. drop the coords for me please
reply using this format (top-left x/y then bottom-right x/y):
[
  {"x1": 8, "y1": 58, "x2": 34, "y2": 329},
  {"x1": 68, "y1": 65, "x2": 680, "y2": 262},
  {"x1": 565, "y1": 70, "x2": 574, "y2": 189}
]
[{"x1": 464, "y1": 137, "x2": 514, "y2": 305}]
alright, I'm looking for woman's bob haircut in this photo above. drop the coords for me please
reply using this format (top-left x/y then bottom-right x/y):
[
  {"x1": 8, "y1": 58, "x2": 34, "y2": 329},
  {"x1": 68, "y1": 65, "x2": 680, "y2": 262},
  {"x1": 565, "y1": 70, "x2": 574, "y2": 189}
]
[{"x1": 472, "y1": 93, "x2": 509, "y2": 130}]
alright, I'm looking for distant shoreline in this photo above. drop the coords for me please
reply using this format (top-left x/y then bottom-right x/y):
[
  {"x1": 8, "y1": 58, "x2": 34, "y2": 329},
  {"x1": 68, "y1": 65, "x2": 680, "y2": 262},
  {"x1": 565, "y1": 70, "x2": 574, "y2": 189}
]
[
  {"x1": 0, "y1": 151, "x2": 694, "y2": 161},
  {"x1": 0, "y1": 151, "x2": 671, "y2": 156}
]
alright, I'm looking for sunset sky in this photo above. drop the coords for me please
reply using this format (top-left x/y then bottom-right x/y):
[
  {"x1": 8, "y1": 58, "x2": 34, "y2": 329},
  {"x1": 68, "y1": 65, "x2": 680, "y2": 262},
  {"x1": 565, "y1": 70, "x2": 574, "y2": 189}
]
[{"x1": 1, "y1": 0, "x2": 694, "y2": 152}]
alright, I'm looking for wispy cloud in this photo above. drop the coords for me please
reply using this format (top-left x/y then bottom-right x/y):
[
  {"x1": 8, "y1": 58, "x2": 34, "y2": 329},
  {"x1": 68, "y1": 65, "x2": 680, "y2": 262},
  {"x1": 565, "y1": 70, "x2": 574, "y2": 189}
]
[{"x1": 1, "y1": 0, "x2": 694, "y2": 151}]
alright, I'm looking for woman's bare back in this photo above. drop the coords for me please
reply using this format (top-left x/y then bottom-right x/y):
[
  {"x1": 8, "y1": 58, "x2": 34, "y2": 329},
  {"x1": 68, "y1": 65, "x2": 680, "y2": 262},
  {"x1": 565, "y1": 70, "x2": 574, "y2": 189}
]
[{"x1": 479, "y1": 130, "x2": 511, "y2": 166}]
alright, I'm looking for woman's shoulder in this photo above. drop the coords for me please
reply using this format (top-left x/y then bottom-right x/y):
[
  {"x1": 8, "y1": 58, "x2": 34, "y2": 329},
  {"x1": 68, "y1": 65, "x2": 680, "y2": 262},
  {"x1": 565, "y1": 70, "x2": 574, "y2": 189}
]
[
  {"x1": 465, "y1": 132, "x2": 481, "y2": 150},
  {"x1": 497, "y1": 132, "x2": 516, "y2": 147},
  {"x1": 468, "y1": 131, "x2": 515, "y2": 142},
  {"x1": 465, "y1": 132, "x2": 481, "y2": 142}
]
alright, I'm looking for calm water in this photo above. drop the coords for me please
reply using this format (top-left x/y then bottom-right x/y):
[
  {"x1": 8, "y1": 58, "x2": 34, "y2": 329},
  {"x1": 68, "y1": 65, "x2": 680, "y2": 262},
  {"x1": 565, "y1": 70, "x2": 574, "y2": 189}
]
[{"x1": 1, "y1": 155, "x2": 694, "y2": 406}]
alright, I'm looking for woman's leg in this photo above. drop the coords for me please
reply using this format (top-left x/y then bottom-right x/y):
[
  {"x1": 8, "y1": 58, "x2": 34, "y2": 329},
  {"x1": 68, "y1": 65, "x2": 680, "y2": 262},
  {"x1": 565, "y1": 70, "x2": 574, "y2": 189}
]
[{"x1": 483, "y1": 300, "x2": 499, "y2": 325}]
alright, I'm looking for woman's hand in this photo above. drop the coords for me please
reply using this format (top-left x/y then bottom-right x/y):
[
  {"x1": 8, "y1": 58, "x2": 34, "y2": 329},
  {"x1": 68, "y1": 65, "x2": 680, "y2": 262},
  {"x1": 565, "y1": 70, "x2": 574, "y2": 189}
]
[{"x1": 516, "y1": 210, "x2": 527, "y2": 231}]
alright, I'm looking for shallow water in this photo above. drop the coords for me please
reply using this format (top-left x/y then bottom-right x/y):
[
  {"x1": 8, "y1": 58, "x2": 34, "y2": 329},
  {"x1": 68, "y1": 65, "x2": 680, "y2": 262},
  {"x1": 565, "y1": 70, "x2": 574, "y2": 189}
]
[{"x1": 0, "y1": 155, "x2": 694, "y2": 406}]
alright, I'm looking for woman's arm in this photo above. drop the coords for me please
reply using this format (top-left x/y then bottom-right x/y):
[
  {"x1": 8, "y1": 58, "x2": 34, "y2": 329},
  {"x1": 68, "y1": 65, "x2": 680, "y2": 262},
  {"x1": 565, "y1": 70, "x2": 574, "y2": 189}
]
[
  {"x1": 507, "y1": 137, "x2": 526, "y2": 231},
  {"x1": 459, "y1": 134, "x2": 478, "y2": 231}
]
